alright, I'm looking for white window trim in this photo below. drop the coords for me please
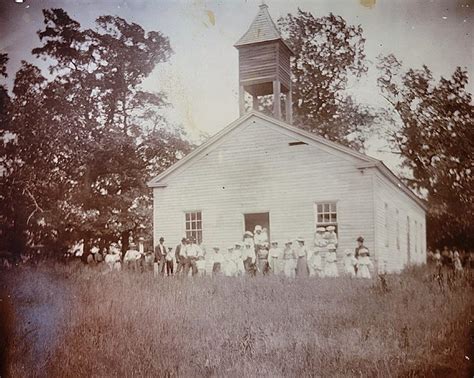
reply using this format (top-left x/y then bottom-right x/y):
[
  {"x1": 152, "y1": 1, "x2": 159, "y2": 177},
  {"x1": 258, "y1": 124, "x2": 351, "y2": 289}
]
[
  {"x1": 184, "y1": 210, "x2": 203, "y2": 244},
  {"x1": 314, "y1": 201, "x2": 338, "y2": 230}
]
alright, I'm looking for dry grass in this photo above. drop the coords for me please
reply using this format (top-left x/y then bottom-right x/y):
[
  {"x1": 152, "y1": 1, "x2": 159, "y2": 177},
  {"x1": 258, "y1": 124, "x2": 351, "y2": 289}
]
[{"x1": 4, "y1": 263, "x2": 473, "y2": 377}]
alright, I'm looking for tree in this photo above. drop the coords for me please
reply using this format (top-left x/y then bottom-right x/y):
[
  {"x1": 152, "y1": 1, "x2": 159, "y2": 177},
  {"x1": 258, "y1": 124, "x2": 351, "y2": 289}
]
[
  {"x1": 1, "y1": 9, "x2": 191, "y2": 257},
  {"x1": 277, "y1": 9, "x2": 375, "y2": 150},
  {"x1": 377, "y1": 54, "x2": 473, "y2": 249}
]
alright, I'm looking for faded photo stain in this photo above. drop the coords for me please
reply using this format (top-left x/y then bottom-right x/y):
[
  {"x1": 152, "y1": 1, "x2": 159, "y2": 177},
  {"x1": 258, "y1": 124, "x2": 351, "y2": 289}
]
[
  {"x1": 360, "y1": 0, "x2": 376, "y2": 9},
  {"x1": 205, "y1": 10, "x2": 216, "y2": 27}
]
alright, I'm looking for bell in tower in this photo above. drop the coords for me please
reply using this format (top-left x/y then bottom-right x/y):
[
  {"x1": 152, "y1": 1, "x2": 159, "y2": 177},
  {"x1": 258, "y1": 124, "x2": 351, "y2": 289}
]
[{"x1": 234, "y1": 3, "x2": 294, "y2": 123}]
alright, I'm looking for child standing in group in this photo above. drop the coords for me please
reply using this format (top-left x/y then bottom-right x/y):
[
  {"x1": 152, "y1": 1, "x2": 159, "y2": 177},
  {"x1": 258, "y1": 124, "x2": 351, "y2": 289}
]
[
  {"x1": 343, "y1": 249, "x2": 357, "y2": 277},
  {"x1": 324, "y1": 244, "x2": 339, "y2": 277},
  {"x1": 165, "y1": 246, "x2": 174, "y2": 276},
  {"x1": 307, "y1": 248, "x2": 323, "y2": 277},
  {"x1": 223, "y1": 246, "x2": 236, "y2": 277},
  {"x1": 210, "y1": 246, "x2": 223, "y2": 275}
]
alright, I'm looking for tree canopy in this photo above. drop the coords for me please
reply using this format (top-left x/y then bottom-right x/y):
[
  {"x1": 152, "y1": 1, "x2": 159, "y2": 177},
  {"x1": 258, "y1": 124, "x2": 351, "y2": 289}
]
[
  {"x1": 278, "y1": 9, "x2": 375, "y2": 151},
  {"x1": 377, "y1": 54, "x2": 473, "y2": 249},
  {"x1": 0, "y1": 9, "x2": 191, "y2": 257}
]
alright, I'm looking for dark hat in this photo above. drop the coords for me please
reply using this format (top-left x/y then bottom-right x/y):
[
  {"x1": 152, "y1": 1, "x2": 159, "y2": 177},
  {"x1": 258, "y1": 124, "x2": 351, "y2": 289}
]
[
  {"x1": 159, "y1": 237, "x2": 165, "y2": 242},
  {"x1": 356, "y1": 236, "x2": 364, "y2": 243}
]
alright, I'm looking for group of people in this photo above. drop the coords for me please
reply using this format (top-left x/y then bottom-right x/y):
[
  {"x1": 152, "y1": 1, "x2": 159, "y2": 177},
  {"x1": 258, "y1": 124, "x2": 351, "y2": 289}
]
[
  {"x1": 427, "y1": 246, "x2": 474, "y2": 273},
  {"x1": 114, "y1": 225, "x2": 373, "y2": 279}
]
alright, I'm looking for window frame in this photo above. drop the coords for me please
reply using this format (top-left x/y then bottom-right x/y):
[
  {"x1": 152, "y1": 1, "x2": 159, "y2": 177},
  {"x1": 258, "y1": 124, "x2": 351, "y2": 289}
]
[
  {"x1": 314, "y1": 202, "x2": 338, "y2": 232},
  {"x1": 184, "y1": 210, "x2": 203, "y2": 244}
]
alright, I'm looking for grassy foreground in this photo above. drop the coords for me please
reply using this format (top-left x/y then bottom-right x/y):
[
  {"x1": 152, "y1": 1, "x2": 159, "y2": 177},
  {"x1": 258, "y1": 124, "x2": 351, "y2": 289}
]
[{"x1": 3, "y1": 263, "x2": 473, "y2": 377}]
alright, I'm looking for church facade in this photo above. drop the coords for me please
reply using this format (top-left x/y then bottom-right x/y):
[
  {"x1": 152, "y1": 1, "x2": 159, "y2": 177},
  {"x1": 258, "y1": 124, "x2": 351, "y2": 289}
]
[{"x1": 148, "y1": 5, "x2": 427, "y2": 273}]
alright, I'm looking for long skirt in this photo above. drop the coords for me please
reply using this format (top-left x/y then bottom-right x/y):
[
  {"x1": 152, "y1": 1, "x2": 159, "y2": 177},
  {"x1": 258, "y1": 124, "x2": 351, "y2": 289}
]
[
  {"x1": 196, "y1": 260, "x2": 207, "y2": 276},
  {"x1": 308, "y1": 264, "x2": 323, "y2": 277},
  {"x1": 357, "y1": 264, "x2": 371, "y2": 279},
  {"x1": 296, "y1": 256, "x2": 308, "y2": 277},
  {"x1": 269, "y1": 257, "x2": 281, "y2": 275},
  {"x1": 325, "y1": 262, "x2": 339, "y2": 277},
  {"x1": 284, "y1": 259, "x2": 296, "y2": 278},
  {"x1": 212, "y1": 262, "x2": 221, "y2": 275},
  {"x1": 244, "y1": 257, "x2": 257, "y2": 275},
  {"x1": 257, "y1": 258, "x2": 269, "y2": 275},
  {"x1": 223, "y1": 260, "x2": 237, "y2": 277},
  {"x1": 308, "y1": 255, "x2": 322, "y2": 277},
  {"x1": 235, "y1": 259, "x2": 245, "y2": 276},
  {"x1": 344, "y1": 264, "x2": 356, "y2": 277},
  {"x1": 454, "y1": 259, "x2": 463, "y2": 272}
]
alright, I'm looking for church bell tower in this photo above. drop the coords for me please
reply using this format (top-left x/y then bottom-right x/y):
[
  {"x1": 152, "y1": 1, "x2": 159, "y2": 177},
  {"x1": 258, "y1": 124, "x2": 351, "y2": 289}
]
[{"x1": 234, "y1": 4, "x2": 294, "y2": 123}]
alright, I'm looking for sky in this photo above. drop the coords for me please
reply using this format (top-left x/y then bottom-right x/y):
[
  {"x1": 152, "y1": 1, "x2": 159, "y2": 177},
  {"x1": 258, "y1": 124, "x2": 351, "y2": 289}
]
[{"x1": 0, "y1": 0, "x2": 472, "y2": 172}]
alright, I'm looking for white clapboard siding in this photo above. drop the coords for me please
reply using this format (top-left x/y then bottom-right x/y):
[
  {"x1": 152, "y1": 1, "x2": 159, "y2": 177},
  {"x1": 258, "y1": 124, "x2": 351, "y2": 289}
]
[
  {"x1": 153, "y1": 115, "x2": 375, "y2": 262},
  {"x1": 373, "y1": 171, "x2": 426, "y2": 272}
]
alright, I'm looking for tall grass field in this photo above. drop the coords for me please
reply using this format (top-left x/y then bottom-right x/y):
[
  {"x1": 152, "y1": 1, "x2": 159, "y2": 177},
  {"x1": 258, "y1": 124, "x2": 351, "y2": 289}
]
[{"x1": 2, "y1": 263, "x2": 473, "y2": 377}]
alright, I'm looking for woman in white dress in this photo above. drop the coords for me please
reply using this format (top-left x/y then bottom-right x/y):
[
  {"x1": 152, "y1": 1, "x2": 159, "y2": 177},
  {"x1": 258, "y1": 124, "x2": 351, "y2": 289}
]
[
  {"x1": 233, "y1": 242, "x2": 246, "y2": 276},
  {"x1": 326, "y1": 225, "x2": 338, "y2": 247},
  {"x1": 453, "y1": 250, "x2": 463, "y2": 273},
  {"x1": 283, "y1": 240, "x2": 297, "y2": 278},
  {"x1": 357, "y1": 247, "x2": 373, "y2": 279},
  {"x1": 268, "y1": 240, "x2": 283, "y2": 275},
  {"x1": 324, "y1": 244, "x2": 339, "y2": 277},
  {"x1": 223, "y1": 246, "x2": 237, "y2": 277}
]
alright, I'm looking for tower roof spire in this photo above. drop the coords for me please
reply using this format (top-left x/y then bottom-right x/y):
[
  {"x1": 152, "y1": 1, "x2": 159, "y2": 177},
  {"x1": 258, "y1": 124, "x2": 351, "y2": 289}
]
[{"x1": 234, "y1": 3, "x2": 282, "y2": 47}]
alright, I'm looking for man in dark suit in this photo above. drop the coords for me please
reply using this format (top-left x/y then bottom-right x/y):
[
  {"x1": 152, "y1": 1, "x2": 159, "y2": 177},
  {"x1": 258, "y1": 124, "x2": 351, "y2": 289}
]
[
  {"x1": 154, "y1": 237, "x2": 167, "y2": 275},
  {"x1": 175, "y1": 237, "x2": 187, "y2": 275}
]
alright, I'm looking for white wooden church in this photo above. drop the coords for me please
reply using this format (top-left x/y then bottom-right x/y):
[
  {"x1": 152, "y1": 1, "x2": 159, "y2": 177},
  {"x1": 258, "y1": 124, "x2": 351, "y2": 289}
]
[{"x1": 148, "y1": 4, "x2": 427, "y2": 273}]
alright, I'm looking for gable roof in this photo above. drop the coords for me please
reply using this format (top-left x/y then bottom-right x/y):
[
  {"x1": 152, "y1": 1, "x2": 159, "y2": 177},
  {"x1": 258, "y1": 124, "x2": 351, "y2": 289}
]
[
  {"x1": 234, "y1": 4, "x2": 292, "y2": 53},
  {"x1": 148, "y1": 111, "x2": 427, "y2": 211}
]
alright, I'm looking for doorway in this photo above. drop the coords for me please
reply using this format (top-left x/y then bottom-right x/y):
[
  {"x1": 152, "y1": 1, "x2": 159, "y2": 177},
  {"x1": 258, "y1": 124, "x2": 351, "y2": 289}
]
[{"x1": 244, "y1": 212, "x2": 270, "y2": 240}]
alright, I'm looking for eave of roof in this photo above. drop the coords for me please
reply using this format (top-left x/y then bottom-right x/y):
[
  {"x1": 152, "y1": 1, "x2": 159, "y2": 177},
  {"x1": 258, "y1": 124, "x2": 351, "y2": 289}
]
[{"x1": 147, "y1": 110, "x2": 427, "y2": 211}]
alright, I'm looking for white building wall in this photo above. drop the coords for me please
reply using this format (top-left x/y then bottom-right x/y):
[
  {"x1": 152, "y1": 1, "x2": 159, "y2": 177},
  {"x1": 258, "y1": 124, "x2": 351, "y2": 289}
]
[
  {"x1": 153, "y1": 116, "x2": 375, "y2": 259},
  {"x1": 373, "y1": 172, "x2": 426, "y2": 272}
]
